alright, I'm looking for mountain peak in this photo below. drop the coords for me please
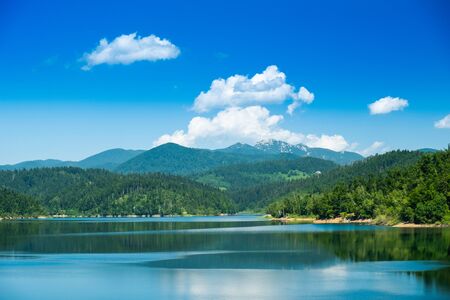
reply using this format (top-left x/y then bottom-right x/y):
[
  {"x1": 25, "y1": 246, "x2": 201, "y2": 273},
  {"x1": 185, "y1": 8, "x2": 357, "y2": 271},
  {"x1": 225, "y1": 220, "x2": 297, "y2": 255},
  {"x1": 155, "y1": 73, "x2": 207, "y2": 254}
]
[
  {"x1": 153, "y1": 142, "x2": 191, "y2": 151},
  {"x1": 217, "y1": 142, "x2": 264, "y2": 155},
  {"x1": 227, "y1": 142, "x2": 251, "y2": 148},
  {"x1": 255, "y1": 140, "x2": 305, "y2": 154},
  {"x1": 255, "y1": 139, "x2": 288, "y2": 146}
]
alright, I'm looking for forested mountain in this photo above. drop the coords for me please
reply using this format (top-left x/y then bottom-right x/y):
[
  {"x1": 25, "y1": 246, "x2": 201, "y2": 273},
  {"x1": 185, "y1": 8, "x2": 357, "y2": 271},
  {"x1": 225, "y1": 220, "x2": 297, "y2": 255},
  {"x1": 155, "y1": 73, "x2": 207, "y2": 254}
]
[
  {"x1": 116, "y1": 141, "x2": 362, "y2": 175},
  {"x1": 267, "y1": 149, "x2": 450, "y2": 224},
  {"x1": 231, "y1": 150, "x2": 425, "y2": 210},
  {"x1": 1, "y1": 141, "x2": 363, "y2": 175},
  {"x1": 0, "y1": 149, "x2": 144, "y2": 171},
  {"x1": 115, "y1": 143, "x2": 285, "y2": 175},
  {"x1": 0, "y1": 167, "x2": 235, "y2": 217},
  {"x1": 194, "y1": 157, "x2": 338, "y2": 190}
]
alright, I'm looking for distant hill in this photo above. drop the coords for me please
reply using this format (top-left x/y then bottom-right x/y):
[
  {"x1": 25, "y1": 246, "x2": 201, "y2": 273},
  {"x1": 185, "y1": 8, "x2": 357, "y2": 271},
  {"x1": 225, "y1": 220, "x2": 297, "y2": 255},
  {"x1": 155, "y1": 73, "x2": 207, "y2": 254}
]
[
  {"x1": 76, "y1": 149, "x2": 145, "y2": 170},
  {"x1": 0, "y1": 149, "x2": 144, "y2": 171},
  {"x1": 417, "y1": 148, "x2": 439, "y2": 153},
  {"x1": 0, "y1": 159, "x2": 73, "y2": 170},
  {"x1": 115, "y1": 143, "x2": 284, "y2": 175},
  {"x1": 194, "y1": 156, "x2": 338, "y2": 190}
]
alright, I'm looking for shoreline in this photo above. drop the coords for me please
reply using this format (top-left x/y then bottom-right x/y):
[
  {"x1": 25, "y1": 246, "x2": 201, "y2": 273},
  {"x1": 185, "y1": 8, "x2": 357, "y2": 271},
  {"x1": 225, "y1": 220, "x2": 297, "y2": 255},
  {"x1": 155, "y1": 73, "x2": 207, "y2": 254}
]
[
  {"x1": 0, "y1": 213, "x2": 235, "y2": 221},
  {"x1": 269, "y1": 216, "x2": 448, "y2": 227},
  {"x1": 1, "y1": 214, "x2": 448, "y2": 227}
]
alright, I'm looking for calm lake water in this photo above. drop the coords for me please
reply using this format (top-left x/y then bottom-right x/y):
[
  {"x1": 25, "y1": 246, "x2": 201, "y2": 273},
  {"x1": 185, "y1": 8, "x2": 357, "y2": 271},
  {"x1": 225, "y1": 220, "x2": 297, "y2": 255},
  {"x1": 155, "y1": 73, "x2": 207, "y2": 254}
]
[{"x1": 0, "y1": 215, "x2": 449, "y2": 299}]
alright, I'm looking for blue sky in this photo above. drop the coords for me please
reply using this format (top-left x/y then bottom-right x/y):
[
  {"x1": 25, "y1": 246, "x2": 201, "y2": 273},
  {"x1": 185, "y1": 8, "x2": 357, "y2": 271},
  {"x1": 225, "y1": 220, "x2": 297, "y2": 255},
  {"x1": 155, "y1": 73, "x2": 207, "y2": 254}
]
[{"x1": 0, "y1": 0, "x2": 449, "y2": 164}]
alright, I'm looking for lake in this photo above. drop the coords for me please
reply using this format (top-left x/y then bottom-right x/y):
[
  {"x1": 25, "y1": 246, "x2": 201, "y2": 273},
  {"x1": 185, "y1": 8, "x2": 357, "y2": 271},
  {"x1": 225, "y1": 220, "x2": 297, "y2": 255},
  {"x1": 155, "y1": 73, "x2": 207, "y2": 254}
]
[{"x1": 0, "y1": 215, "x2": 449, "y2": 299}]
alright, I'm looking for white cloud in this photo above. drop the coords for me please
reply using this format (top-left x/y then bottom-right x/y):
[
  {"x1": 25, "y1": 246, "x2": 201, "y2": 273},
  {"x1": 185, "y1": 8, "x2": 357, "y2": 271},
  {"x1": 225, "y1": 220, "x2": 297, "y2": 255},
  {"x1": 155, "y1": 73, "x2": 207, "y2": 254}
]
[
  {"x1": 287, "y1": 86, "x2": 315, "y2": 115},
  {"x1": 434, "y1": 114, "x2": 450, "y2": 129},
  {"x1": 192, "y1": 65, "x2": 312, "y2": 113},
  {"x1": 368, "y1": 96, "x2": 408, "y2": 115},
  {"x1": 81, "y1": 33, "x2": 180, "y2": 70},
  {"x1": 359, "y1": 141, "x2": 387, "y2": 157},
  {"x1": 304, "y1": 134, "x2": 351, "y2": 152},
  {"x1": 154, "y1": 105, "x2": 352, "y2": 152},
  {"x1": 298, "y1": 86, "x2": 315, "y2": 104}
]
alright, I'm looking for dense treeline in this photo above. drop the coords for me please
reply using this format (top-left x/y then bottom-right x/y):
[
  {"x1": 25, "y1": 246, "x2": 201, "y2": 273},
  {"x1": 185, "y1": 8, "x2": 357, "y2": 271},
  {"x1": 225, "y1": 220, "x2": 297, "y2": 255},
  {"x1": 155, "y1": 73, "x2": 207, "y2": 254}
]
[
  {"x1": 195, "y1": 157, "x2": 337, "y2": 190},
  {"x1": 232, "y1": 150, "x2": 425, "y2": 210},
  {"x1": 0, "y1": 188, "x2": 43, "y2": 217},
  {"x1": 268, "y1": 149, "x2": 449, "y2": 224},
  {"x1": 0, "y1": 167, "x2": 235, "y2": 217},
  {"x1": 1, "y1": 149, "x2": 446, "y2": 224}
]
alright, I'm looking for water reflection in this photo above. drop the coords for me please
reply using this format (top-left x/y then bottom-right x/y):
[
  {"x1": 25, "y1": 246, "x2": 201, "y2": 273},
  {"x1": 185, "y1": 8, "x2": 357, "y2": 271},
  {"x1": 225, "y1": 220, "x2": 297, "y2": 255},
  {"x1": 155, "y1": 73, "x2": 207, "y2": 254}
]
[
  {"x1": 0, "y1": 217, "x2": 449, "y2": 299},
  {"x1": 144, "y1": 250, "x2": 339, "y2": 269}
]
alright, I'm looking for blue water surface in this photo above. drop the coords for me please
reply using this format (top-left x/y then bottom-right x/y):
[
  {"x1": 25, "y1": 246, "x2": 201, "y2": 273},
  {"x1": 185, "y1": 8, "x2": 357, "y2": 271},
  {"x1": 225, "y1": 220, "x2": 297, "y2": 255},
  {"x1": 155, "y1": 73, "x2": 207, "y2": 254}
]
[{"x1": 0, "y1": 216, "x2": 448, "y2": 299}]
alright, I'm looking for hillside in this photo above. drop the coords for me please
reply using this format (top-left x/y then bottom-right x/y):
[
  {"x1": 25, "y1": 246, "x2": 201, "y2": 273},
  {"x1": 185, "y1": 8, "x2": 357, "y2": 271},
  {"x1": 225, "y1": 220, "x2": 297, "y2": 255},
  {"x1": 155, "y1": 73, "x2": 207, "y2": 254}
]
[
  {"x1": 268, "y1": 149, "x2": 450, "y2": 224},
  {"x1": 0, "y1": 167, "x2": 235, "y2": 216},
  {"x1": 115, "y1": 143, "x2": 284, "y2": 175},
  {"x1": 0, "y1": 187, "x2": 43, "y2": 217},
  {"x1": 76, "y1": 149, "x2": 145, "y2": 170},
  {"x1": 231, "y1": 150, "x2": 426, "y2": 210},
  {"x1": 0, "y1": 159, "x2": 73, "y2": 170},
  {"x1": 194, "y1": 157, "x2": 338, "y2": 190}
]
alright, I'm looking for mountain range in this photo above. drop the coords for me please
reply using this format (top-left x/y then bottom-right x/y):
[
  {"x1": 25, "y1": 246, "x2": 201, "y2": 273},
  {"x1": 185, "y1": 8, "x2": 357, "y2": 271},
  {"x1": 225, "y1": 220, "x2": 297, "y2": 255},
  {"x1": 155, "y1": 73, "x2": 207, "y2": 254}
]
[
  {"x1": 7, "y1": 140, "x2": 433, "y2": 175},
  {"x1": 116, "y1": 141, "x2": 367, "y2": 175},
  {"x1": 221, "y1": 140, "x2": 364, "y2": 165},
  {"x1": 1, "y1": 147, "x2": 447, "y2": 222},
  {"x1": 0, "y1": 149, "x2": 145, "y2": 171}
]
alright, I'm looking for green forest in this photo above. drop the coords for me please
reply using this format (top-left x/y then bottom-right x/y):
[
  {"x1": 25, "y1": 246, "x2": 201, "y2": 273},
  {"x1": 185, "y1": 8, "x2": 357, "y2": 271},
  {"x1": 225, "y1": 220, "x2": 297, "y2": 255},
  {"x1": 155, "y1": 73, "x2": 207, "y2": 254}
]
[
  {"x1": 0, "y1": 188, "x2": 43, "y2": 217},
  {"x1": 194, "y1": 156, "x2": 337, "y2": 190},
  {"x1": 0, "y1": 168, "x2": 235, "y2": 217},
  {"x1": 229, "y1": 150, "x2": 425, "y2": 210},
  {"x1": 267, "y1": 149, "x2": 449, "y2": 224},
  {"x1": 0, "y1": 149, "x2": 449, "y2": 224}
]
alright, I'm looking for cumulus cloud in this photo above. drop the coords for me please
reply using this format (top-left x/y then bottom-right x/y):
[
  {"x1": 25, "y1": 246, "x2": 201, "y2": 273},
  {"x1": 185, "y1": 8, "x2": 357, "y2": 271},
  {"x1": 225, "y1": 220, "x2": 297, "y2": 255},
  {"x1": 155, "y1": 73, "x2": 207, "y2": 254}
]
[
  {"x1": 359, "y1": 141, "x2": 387, "y2": 157},
  {"x1": 81, "y1": 33, "x2": 180, "y2": 70},
  {"x1": 298, "y1": 86, "x2": 315, "y2": 104},
  {"x1": 192, "y1": 65, "x2": 313, "y2": 113},
  {"x1": 434, "y1": 114, "x2": 450, "y2": 129},
  {"x1": 368, "y1": 96, "x2": 408, "y2": 115},
  {"x1": 304, "y1": 134, "x2": 352, "y2": 152},
  {"x1": 287, "y1": 86, "x2": 315, "y2": 115},
  {"x1": 154, "y1": 105, "x2": 352, "y2": 151}
]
